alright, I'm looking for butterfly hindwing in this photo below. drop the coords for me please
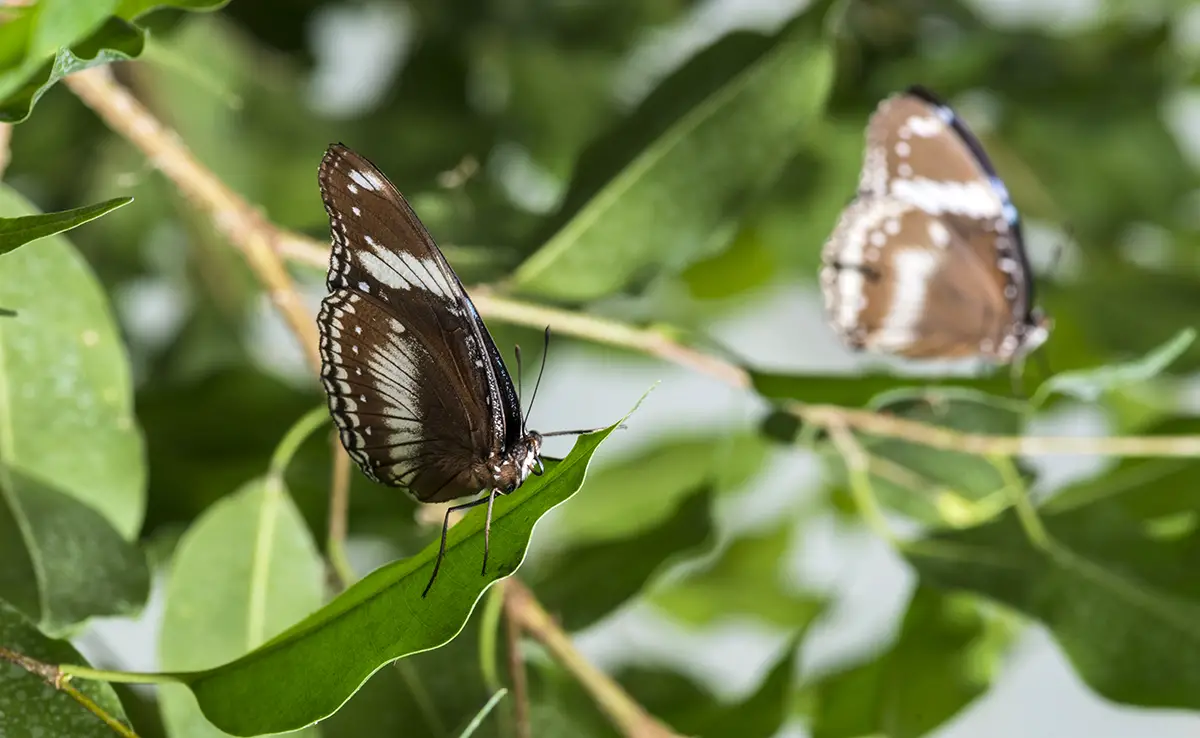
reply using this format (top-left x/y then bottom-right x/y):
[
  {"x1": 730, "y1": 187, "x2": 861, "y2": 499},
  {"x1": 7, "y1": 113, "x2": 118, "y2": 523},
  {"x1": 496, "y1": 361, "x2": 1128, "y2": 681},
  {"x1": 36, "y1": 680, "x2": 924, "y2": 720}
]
[{"x1": 317, "y1": 144, "x2": 520, "y2": 502}]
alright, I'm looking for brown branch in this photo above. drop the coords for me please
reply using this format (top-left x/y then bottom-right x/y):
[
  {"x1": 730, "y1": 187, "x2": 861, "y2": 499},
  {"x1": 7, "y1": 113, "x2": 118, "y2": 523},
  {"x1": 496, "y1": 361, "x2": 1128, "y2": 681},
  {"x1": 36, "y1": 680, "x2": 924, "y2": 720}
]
[
  {"x1": 0, "y1": 647, "x2": 139, "y2": 738},
  {"x1": 503, "y1": 582, "x2": 531, "y2": 738},
  {"x1": 505, "y1": 580, "x2": 688, "y2": 738},
  {"x1": 64, "y1": 66, "x2": 320, "y2": 373},
  {"x1": 0, "y1": 122, "x2": 12, "y2": 180}
]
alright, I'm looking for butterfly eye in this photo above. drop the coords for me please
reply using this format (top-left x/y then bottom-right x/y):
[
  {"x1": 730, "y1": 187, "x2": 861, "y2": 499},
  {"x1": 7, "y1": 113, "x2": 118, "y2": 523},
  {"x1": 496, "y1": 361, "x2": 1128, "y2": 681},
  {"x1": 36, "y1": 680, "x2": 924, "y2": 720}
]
[{"x1": 504, "y1": 481, "x2": 517, "y2": 493}]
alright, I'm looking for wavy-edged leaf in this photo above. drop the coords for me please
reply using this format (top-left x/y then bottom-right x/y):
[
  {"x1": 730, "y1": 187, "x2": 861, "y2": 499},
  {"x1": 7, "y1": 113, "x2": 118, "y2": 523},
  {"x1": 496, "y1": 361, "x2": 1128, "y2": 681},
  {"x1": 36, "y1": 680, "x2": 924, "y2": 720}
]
[
  {"x1": 0, "y1": 600, "x2": 133, "y2": 737},
  {"x1": 1031, "y1": 328, "x2": 1194, "y2": 407},
  {"x1": 181, "y1": 415, "x2": 627, "y2": 735},
  {"x1": 0, "y1": 465, "x2": 149, "y2": 634},
  {"x1": 0, "y1": 18, "x2": 144, "y2": 124},
  {"x1": 808, "y1": 586, "x2": 1015, "y2": 738},
  {"x1": 0, "y1": 197, "x2": 132, "y2": 255},
  {"x1": 751, "y1": 370, "x2": 1013, "y2": 408},
  {"x1": 158, "y1": 475, "x2": 324, "y2": 738},
  {"x1": 0, "y1": 186, "x2": 144, "y2": 539},
  {"x1": 532, "y1": 485, "x2": 714, "y2": 631},
  {"x1": 906, "y1": 496, "x2": 1200, "y2": 709},
  {"x1": 650, "y1": 521, "x2": 824, "y2": 629},
  {"x1": 512, "y1": 18, "x2": 834, "y2": 300}
]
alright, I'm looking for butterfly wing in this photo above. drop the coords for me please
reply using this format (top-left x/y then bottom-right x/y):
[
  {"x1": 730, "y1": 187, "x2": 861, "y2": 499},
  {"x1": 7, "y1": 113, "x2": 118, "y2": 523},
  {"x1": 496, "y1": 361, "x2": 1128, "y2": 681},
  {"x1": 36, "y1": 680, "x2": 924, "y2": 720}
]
[
  {"x1": 317, "y1": 144, "x2": 521, "y2": 502},
  {"x1": 821, "y1": 196, "x2": 1011, "y2": 359}
]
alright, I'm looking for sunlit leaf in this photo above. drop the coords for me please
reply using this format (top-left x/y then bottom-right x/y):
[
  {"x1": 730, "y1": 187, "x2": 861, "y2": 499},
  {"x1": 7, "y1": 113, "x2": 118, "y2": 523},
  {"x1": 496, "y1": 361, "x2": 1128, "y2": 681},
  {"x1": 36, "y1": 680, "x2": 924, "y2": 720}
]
[
  {"x1": 181, "y1": 416, "x2": 627, "y2": 735},
  {"x1": 0, "y1": 600, "x2": 132, "y2": 738},
  {"x1": 157, "y1": 475, "x2": 324, "y2": 738}
]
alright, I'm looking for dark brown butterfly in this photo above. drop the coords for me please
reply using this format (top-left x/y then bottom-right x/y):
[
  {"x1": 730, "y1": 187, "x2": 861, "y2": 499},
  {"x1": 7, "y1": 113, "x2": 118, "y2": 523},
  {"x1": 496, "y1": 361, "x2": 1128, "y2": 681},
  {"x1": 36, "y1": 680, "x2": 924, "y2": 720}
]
[
  {"x1": 820, "y1": 86, "x2": 1050, "y2": 364},
  {"x1": 316, "y1": 144, "x2": 584, "y2": 596}
]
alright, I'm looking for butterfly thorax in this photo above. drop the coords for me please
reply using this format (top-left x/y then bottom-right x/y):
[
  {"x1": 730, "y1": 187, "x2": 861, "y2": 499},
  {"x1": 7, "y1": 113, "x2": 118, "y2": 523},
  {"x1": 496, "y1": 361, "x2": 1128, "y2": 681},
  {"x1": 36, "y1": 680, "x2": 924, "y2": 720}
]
[{"x1": 478, "y1": 431, "x2": 543, "y2": 494}]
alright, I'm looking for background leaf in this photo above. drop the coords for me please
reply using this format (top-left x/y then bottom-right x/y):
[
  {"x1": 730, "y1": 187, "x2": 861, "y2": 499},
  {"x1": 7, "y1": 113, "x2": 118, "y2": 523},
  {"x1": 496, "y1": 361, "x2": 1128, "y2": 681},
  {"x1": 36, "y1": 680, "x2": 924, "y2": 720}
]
[
  {"x1": 0, "y1": 600, "x2": 133, "y2": 738},
  {"x1": 157, "y1": 474, "x2": 324, "y2": 738},
  {"x1": 1031, "y1": 328, "x2": 1195, "y2": 406},
  {"x1": 808, "y1": 587, "x2": 1014, "y2": 738},
  {"x1": 512, "y1": 20, "x2": 834, "y2": 301}
]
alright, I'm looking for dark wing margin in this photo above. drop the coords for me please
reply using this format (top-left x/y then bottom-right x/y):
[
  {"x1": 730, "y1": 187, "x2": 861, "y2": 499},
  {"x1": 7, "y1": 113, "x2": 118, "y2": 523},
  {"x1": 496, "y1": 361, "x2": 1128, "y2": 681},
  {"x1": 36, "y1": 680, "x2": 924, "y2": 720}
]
[{"x1": 316, "y1": 143, "x2": 518, "y2": 499}]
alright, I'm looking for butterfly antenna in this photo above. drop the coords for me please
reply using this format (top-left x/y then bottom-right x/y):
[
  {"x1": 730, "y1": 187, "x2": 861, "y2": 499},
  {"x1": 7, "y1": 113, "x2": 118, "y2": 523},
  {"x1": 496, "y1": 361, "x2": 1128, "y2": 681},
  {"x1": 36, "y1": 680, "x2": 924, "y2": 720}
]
[{"x1": 524, "y1": 326, "x2": 551, "y2": 429}]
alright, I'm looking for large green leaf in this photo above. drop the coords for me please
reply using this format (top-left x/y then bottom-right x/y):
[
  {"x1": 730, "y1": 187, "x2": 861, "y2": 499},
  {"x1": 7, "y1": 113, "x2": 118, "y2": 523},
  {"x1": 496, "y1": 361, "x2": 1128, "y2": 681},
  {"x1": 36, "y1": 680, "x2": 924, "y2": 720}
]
[
  {"x1": 532, "y1": 485, "x2": 714, "y2": 631},
  {"x1": 0, "y1": 465, "x2": 149, "y2": 634},
  {"x1": 0, "y1": 600, "x2": 132, "y2": 738},
  {"x1": 511, "y1": 17, "x2": 834, "y2": 300},
  {"x1": 906, "y1": 495, "x2": 1200, "y2": 709},
  {"x1": 181, "y1": 416, "x2": 626, "y2": 736},
  {"x1": 650, "y1": 522, "x2": 824, "y2": 629},
  {"x1": 751, "y1": 370, "x2": 1013, "y2": 408},
  {"x1": 0, "y1": 197, "x2": 132, "y2": 255},
  {"x1": 158, "y1": 476, "x2": 324, "y2": 738},
  {"x1": 808, "y1": 587, "x2": 1014, "y2": 738},
  {"x1": 0, "y1": 186, "x2": 144, "y2": 539}
]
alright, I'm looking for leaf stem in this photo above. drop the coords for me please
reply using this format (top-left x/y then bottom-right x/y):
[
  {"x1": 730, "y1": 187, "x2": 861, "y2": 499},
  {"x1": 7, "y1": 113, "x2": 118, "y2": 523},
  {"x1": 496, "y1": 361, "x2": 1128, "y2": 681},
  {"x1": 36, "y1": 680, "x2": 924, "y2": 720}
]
[
  {"x1": 989, "y1": 455, "x2": 1053, "y2": 551},
  {"x1": 504, "y1": 579, "x2": 685, "y2": 738},
  {"x1": 826, "y1": 423, "x2": 897, "y2": 546},
  {"x1": 57, "y1": 663, "x2": 188, "y2": 685},
  {"x1": 458, "y1": 689, "x2": 509, "y2": 738},
  {"x1": 0, "y1": 647, "x2": 140, "y2": 738},
  {"x1": 269, "y1": 405, "x2": 331, "y2": 479}
]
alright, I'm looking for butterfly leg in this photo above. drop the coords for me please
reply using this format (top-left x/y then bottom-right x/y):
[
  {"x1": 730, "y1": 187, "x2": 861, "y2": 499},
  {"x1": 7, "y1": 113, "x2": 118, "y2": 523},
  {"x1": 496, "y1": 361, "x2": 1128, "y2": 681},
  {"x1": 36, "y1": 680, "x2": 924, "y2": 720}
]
[
  {"x1": 481, "y1": 488, "x2": 500, "y2": 576},
  {"x1": 423, "y1": 493, "x2": 494, "y2": 598}
]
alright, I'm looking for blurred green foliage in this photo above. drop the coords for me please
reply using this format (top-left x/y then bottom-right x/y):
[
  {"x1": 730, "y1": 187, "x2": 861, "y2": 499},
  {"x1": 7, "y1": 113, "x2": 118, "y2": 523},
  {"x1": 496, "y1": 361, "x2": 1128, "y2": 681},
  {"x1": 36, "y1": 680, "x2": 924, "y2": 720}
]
[{"x1": 3, "y1": 0, "x2": 1200, "y2": 736}]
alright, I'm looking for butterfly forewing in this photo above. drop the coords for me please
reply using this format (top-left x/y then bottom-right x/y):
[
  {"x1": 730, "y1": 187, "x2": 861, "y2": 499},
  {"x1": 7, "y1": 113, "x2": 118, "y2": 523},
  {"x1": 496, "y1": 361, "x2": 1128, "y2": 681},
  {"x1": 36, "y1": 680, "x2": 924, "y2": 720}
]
[{"x1": 317, "y1": 144, "x2": 520, "y2": 502}]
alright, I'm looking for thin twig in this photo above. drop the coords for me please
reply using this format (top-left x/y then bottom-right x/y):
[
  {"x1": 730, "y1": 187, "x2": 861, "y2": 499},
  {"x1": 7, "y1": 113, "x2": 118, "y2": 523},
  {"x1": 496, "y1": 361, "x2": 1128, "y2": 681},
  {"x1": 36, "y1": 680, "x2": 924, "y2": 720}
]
[
  {"x1": 327, "y1": 431, "x2": 354, "y2": 589},
  {"x1": 826, "y1": 422, "x2": 896, "y2": 545},
  {"x1": 64, "y1": 66, "x2": 321, "y2": 373},
  {"x1": 505, "y1": 580, "x2": 687, "y2": 738},
  {"x1": 503, "y1": 582, "x2": 531, "y2": 738},
  {"x1": 0, "y1": 647, "x2": 140, "y2": 738},
  {"x1": 0, "y1": 122, "x2": 13, "y2": 180}
]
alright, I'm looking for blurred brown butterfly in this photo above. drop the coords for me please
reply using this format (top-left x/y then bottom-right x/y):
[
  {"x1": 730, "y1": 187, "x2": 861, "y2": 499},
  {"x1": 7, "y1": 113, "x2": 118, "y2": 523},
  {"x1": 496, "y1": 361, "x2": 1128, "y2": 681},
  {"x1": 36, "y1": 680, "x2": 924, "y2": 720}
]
[{"x1": 820, "y1": 86, "x2": 1050, "y2": 364}]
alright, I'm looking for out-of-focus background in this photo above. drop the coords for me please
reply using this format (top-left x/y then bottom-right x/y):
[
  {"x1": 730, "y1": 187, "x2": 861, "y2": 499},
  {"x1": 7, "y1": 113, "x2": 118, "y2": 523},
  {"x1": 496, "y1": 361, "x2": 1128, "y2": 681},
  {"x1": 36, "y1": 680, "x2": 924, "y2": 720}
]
[{"x1": 5, "y1": 0, "x2": 1200, "y2": 735}]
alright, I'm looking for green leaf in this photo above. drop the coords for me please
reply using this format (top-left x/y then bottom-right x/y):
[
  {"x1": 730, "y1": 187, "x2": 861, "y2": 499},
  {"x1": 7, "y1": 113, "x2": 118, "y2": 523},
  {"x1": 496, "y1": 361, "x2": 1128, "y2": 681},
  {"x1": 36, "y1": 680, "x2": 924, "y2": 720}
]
[
  {"x1": 623, "y1": 641, "x2": 799, "y2": 738},
  {"x1": 115, "y1": 0, "x2": 231, "y2": 21},
  {"x1": 181, "y1": 415, "x2": 627, "y2": 736},
  {"x1": 549, "y1": 432, "x2": 767, "y2": 546},
  {"x1": 157, "y1": 475, "x2": 325, "y2": 738},
  {"x1": 827, "y1": 388, "x2": 1030, "y2": 527},
  {"x1": 905, "y1": 496, "x2": 1200, "y2": 709},
  {"x1": 808, "y1": 587, "x2": 1014, "y2": 738},
  {"x1": 531, "y1": 485, "x2": 714, "y2": 631},
  {"x1": 0, "y1": 197, "x2": 132, "y2": 256},
  {"x1": 0, "y1": 186, "x2": 145, "y2": 540},
  {"x1": 0, "y1": 600, "x2": 133, "y2": 738},
  {"x1": 511, "y1": 20, "x2": 834, "y2": 300},
  {"x1": 1031, "y1": 328, "x2": 1195, "y2": 407},
  {"x1": 650, "y1": 522, "x2": 824, "y2": 629},
  {"x1": 0, "y1": 18, "x2": 145, "y2": 124},
  {"x1": 0, "y1": 465, "x2": 149, "y2": 634}
]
